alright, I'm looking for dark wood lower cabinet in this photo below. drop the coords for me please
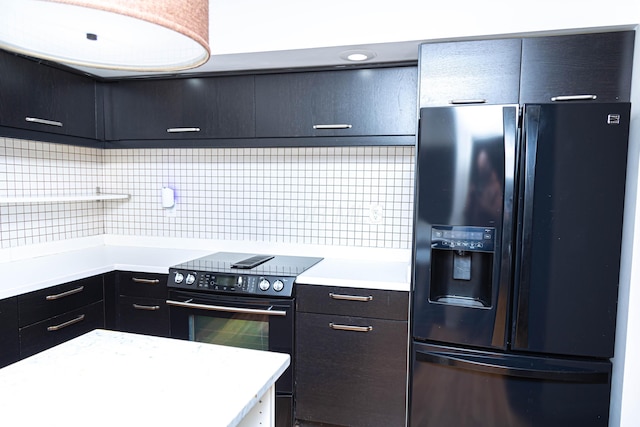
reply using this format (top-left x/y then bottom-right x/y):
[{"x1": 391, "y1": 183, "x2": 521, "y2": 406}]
[
  {"x1": 113, "y1": 272, "x2": 170, "y2": 337},
  {"x1": 295, "y1": 312, "x2": 408, "y2": 427},
  {"x1": 19, "y1": 301, "x2": 104, "y2": 358},
  {"x1": 0, "y1": 297, "x2": 19, "y2": 368},
  {"x1": 16, "y1": 275, "x2": 106, "y2": 359},
  {"x1": 117, "y1": 295, "x2": 169, "y2": 337}
]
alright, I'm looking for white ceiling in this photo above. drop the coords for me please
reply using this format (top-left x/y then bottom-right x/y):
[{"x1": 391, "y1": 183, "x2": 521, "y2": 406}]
[{"x1": 68, "y1": 0, "x2": 639, "y2": 79}]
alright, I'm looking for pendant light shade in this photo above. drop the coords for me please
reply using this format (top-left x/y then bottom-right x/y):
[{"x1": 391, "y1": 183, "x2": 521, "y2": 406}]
[{"x1": 0, "y1": 0, "x2": 210, "y2": 72}]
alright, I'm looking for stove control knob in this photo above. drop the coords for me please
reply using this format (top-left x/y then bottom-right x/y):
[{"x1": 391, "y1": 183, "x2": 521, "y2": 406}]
[
  {"x1": 174, "y1": 272, "x2": 184, "y2": 284},
  {"x1": 259, "y1": 279, "x2": 271, "y2": 291},
  {"x1": 185, "y1": 274, "x2": 196, "y2": 285},
  {"x1": 273, "y1": 280, "x2": 285, "y2": 292}
]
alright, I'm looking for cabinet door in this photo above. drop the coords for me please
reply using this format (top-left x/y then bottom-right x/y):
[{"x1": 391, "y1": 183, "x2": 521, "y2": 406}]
[
  {"x1": 296, "y1": 284, "x2": 408, "y2": 320},
  {"x1": 520, "y1": 31, "x2": 635, "y2": 103},
  {"x1": 0, "y1": 297, "x2": 19, "y2": 368},
  {"x1": 19, "y1": 301, "x2": 104, "y2": 358},
  {"x1": 105, "y1": 75, "x2": 255, "y2": 140},
  {"x1": 18, "y1": 275, "x2": 103, "y2": 327},
  {"x1": 114, "y1": 272, "x2": 169, "y2": 337},
  {"x1": 117, "y1": 296, "x2": 169, "y2": 337},
  {"x1": 419, "y1": 39, "x2": 521, "y2": 107},
  {"x1": 117, "y1": 271, "x2": 168, "y2": 299},
  {"x1": 255, "y1": 67, "x2": 417, "y2": 137},
  {"x1": 295, "y1": 312, "x2": 408, "y2": 427},
  {"x1": 0, "y1": 49, "x2": 97, "y2": 139}
]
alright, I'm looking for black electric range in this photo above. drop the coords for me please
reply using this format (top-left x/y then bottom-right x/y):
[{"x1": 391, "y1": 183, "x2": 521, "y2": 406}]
[{"x1": 168, "y1": 252, "x2": 323, "y2": 298}]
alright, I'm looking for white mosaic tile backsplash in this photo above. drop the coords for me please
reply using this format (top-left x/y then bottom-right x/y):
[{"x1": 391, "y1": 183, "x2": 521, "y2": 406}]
[{"x1": 0, "y1": 138, "x2": 415, "y2": 250}]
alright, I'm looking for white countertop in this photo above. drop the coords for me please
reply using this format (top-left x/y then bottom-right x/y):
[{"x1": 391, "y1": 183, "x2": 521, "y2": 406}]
[
  {"x1": 0, "y1": 245, "x2": 211, "y2": 299},
  {"x1": 0, "y1": 329, "x2": 290, "y2": 427},
  {"x1": 296, "y1": 257, "x2": 411, "y2": 292},
  {"x1": 0, "y1": 236, "x2": 411, "y2": 299}
]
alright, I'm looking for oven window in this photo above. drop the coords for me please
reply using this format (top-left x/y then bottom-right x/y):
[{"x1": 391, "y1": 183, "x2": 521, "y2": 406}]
[{"x1": 188, "y1": 313, "x2": 269, "y2": 351}]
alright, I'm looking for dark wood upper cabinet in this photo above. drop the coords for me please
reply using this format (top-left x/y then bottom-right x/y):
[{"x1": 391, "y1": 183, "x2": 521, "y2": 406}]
[
  {"x1": 520, "y1": 31, "x2": 635, "y2": 103},
  {"x1": 0, "y1": 50, "x2": 97, "y2": 139},
  {"x1": 419, "y1": 38, "x2": 522, "y2": 107},
  {"x1": 104, "y1": 75, "x2": 255, "y2": 141},
  {"x1": 255, "y1": 67, "x2": 417, "y2": 138}
]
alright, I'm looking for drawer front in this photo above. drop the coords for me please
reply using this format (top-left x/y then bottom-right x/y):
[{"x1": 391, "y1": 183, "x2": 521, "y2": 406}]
[
  {"x1": 19, "y1": 301, "x2": 104, "y2": 358},
  {"x1": 18, "y1": 275, "x2": 103, "y2": 327},
  {"x1": 295, "y1": 312, "x2": 408, "y2": 427},
  {"x1": 117, "y1": 271, "x2": 168, "y2": 299},
  {"x1": 296, "y1": 285, "x2": 408, "y2": 320},
  {"x1": 117, "y1": 296, "x2": 169, "y2": 337}
]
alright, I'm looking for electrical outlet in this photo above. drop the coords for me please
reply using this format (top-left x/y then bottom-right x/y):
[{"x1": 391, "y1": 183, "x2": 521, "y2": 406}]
[{"x1": 368, "y1": 204, "x2": 384, "y2": 224}]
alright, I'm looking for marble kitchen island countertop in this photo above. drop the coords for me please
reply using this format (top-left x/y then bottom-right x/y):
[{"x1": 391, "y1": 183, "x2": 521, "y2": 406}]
[{"x1": 0, "y1": 329, "x2": 290, "y2": 427}]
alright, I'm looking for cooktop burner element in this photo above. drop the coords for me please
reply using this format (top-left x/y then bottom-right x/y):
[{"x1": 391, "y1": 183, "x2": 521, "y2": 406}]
[{"x1": 168, "y1": 252, "x2": 323, "y2": 297}]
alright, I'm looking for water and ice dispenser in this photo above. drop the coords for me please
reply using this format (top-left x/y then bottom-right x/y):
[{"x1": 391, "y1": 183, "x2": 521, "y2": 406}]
[{"x1": 429, "y1": 225, "x2": 496, "y2": 308}]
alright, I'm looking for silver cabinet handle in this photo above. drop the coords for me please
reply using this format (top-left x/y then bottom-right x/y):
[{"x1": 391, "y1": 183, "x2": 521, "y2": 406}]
[
  {"x1": 550, "y1": 95, "x2": 597, "y2": 102},
  {"x1": 25, "y1": 117, "x2": 63, "y2": 127},
  {"x1": 166, "y1": 127, "x2": 201, "y2": 133},
  {"x1": 47, "y1": 314, "x2": 85, "y2": 331},
  {"x1": 329, "y1": 323, "x2": 373, "y2": 333},
  {"x1": 133, "y1": 304, "x2": 161, "y2": 311},
  {"x1": 46, "y1": 286, "x2": 84, "y2": 301},
  {"x1": 449, "y1": 99, "x2": 487, "y2": 105},
  {"x1": 132, "y1": 278, "x2": 160, "y2": 284},
  {"x1": 166, "y1": 299, "x2": 287, "y2": 317},
  {"x1": 313, "y1": 124, "x2": 353, "y2": 130},
  {"x1": 329, "y1": 292, "x2": 373, "y2": 302}
]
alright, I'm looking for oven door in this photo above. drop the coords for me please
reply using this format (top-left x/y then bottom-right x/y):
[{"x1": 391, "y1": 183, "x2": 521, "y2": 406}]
[{"x1": 166, "y1": 289, "x2": 294, "y2": 393}]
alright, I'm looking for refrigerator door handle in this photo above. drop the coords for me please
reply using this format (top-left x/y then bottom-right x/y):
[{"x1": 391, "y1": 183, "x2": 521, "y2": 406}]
[
  {"x1": 415, "y1": 349, "x2": 609, "y2": 383},
  {"x1": 490, "y1": 106, "x2": 518, "y2": 348},
  {"x1": 512, "y1": 105, "x2": 541, "y2": 350}
]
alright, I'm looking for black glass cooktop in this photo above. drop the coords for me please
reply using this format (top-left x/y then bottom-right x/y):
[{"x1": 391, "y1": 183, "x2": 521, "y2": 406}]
[{"x1": 171, "y1": 252, "x2": 323, "y2": 277}]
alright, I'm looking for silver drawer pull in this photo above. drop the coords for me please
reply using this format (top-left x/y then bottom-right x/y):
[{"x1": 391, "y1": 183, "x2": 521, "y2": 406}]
[
  {"x1": 47, "y1": 314, "x2": 85, "y2": 331},
  {"x1": 166, "y1": 127, "x2": 201, "y2": 133},
  {"x1": 329, "y1": 292, "x2": 373, "y2": 302},
  {"x1": 46, "y1": 286, "x2": 84, "y2": 301},
  {"x1": 25, "y1": 117, "x2": 63, "y2": 127},
  {"x1": 133, "y1": 304, "x2": 161, "y2": 311},
  {"x1": 313, "y1": 124, "x2": 353, "y2": 130},
  {"x1": 329, "y1": 323, "x2": 373, "y2": 333},
  {"x1": 166, "y1": 299, "x2": 287, "y2": 317},
  {"x1": 132, "y1": 278, "x2": 160, "y2": 284},
  {"x1": 449, "y1": 99, "x2": 487, "y2": 105},
  {"x1": 550, "y1": 95, "x2": 597, "y2": 102}
]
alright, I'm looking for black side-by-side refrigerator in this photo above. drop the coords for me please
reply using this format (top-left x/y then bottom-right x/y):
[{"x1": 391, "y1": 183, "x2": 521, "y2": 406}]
[{"x1": 410, "y1": 102, "x2": 630, "y2": 427}]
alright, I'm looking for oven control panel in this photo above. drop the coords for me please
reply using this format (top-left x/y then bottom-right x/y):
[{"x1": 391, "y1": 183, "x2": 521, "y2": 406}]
[{"x1": 168, "y1": 269, "x2": 295, "y2": 297}]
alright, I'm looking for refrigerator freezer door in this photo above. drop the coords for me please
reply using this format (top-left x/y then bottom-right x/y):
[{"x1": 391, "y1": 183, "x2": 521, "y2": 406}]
[
  {"x1": 512, "y1": 103, "x2": 630, "y2": 358},
  {"x1": 410, "y1": 342, "x2": 612, "y2": 427},
  {"x1": 413, "y1": 105, "x2": 517, "y2": 350}
]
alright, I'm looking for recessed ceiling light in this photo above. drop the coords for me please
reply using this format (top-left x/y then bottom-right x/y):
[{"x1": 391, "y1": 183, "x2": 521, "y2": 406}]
[
  {"x1": 0, "y1": 0, "x2": 210, "y2": 72},
  {"x1": 339, "y1": 50, "x2": 377, "y2": 62}
]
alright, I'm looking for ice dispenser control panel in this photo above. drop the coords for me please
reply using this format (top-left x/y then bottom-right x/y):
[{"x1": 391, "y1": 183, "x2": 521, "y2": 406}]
[{"x1": 431, "y1": 226, "x2": 496, "y2": 252}]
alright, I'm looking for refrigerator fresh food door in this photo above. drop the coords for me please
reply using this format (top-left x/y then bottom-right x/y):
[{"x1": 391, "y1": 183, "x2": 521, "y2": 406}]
[
  {"x1": 512, "y1": 103, "x2": 630, "y2": 359},
  {"x1": 410, "y1": 342, "x2": 612, "y2": 427},
  {"x1": 413, "y1": 105, "x2": 518, "y2": 350}
]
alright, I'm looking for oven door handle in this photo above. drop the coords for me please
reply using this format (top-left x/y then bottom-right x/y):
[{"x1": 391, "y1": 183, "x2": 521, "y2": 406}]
[{"x1": 166, "y1": 299, "x2": 288, "y2": 317}]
